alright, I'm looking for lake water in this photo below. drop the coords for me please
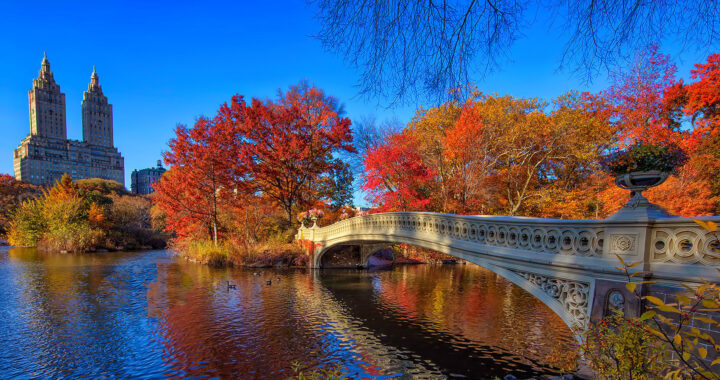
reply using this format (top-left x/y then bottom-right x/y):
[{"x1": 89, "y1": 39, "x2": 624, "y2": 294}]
[{"x1": 0, "y1": 247, "x2": 574, "y2": 379}]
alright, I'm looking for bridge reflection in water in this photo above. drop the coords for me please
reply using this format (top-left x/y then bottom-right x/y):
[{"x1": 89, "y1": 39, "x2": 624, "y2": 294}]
[
  {"x1": 298, "y1": 209, "x2": 720, "y2": 334},
  {"x1": 0, "y1": 248, "x2": 571, "y2": 378}
]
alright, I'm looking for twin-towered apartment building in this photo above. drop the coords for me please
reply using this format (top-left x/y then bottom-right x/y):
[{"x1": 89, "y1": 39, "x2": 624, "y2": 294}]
[{"x1": 13, "y1": 53, "x2": 125, "y2": 185}]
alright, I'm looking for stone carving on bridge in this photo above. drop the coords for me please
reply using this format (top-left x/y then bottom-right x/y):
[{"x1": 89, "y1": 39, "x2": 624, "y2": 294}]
[
  {"x1": 651, "y1": 225, "x2": 720, "y2": 265},
  {"x1": 605, "y1": 289, "x2": 625, "y2": 315},
  {"x1": 609, "y1": 234, "x2": 637, "y2": 255},
  {"x1": 511, "y1": 270, "x2": 590, "y2": 329}
]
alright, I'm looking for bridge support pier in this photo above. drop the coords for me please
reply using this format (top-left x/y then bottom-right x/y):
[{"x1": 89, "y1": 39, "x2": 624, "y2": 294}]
[
  {"x1": 590, "y1": 279, "x2": 643, "y2": 321},
  {"x1": 306, "y1": 243, "x2": 389, "y2": 268}
]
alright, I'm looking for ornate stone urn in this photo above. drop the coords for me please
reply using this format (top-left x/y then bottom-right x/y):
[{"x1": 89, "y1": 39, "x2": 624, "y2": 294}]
[
  {"x1": 615, "y1": 170, "x2": 669, "y2": 208},
  {"x1": 608, "y1": 170, "x2": 671, "y2": 221}
]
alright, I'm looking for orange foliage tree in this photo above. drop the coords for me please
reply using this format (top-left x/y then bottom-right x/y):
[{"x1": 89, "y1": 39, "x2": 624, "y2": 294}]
[
  {"x1": 361, "y1": 48, "x2": 719, "y2": 218},
  {"x1": 155, "y1": 82, "x2": 355, "y2": 249},
  {"x1": 0, "y1": 174, "x2": 41, "y2": 236},
  {"x1": 232, "y1": 82, "x2": 354, "y2": 223},
  {"x1": 362, "y1": 131, "x2": 434, "y2": 211},
  {"x1": 155, "y1": 116, "x2": 241, "y2": 245}
]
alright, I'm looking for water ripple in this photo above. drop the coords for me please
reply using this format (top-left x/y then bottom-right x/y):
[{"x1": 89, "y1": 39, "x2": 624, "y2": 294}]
[{"x1": 0, "y1": 248, "x2": 572, "y2": 379}]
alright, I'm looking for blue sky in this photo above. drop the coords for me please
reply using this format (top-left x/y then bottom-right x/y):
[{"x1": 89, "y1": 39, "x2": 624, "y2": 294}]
[{"x1": 0, "y1": 1, "x2": 713, "y2": 199}]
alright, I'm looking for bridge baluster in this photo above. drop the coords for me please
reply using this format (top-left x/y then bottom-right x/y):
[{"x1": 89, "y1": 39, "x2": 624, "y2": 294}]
[{"x1": 300, "y1": 210, "x2": 720, "y2": 337}]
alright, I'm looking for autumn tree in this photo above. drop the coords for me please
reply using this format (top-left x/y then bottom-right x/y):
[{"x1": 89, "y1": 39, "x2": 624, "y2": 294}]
[
  {"x1": 409, "y1": 100, "x2": 463, "y2": 213},
  {"x1": 360, "y1": 50, "x2": 719, "y2": 219},
  {"x1": 604, "y1": 45, "x2": 687, "y2": 147},
  {"x1": 155, "y1": 116, "x2": 242, "y2": 245},
  {"x1": 362, "y1": 131, "x2": 434, "y2": 211},
  {"x1": 600, "y1": 48, "x2": 720, "y2": 216},
  {"x1": 683, "y1": 53, "x2": 720, "y2": 132},
  {"x1": 230, "y1": 82, "x2": 355, "y2": 223},
  {"x1": 0, "y1": 174, "x2": 41, "y2": 237},
  {"x1": 156, "y1": 82, "x2": 355, "y2": 252},
  {"x1": 362, "y1": 92, "x2": 616, "y2": 216},
  {"x1": 531, "y1": 93, "x2": 616, "y2": 218}
]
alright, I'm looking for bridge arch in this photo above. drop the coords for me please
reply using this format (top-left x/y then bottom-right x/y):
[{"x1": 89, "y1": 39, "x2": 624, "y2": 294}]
[
  {"x1": 315, "y1": 234, "x2": 592, "y2": 332},
  {"x1": 298, "y1": 211, "x2": 720, "y2": 337}
]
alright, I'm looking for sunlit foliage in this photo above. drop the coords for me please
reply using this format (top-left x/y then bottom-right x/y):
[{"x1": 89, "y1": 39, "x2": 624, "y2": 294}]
[
  {"x1": 8, "y1": 174, "x2": 165, "y2": 252},
  {"x1": 154, "y1": 82, "x2": 356, "y2": 263},
  {"x1": 361, "y1": 49, "x2": 720, "y2": 218}
]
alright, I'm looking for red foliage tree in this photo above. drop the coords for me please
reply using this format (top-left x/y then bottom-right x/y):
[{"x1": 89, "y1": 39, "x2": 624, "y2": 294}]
[
  {"x1": 155, "y1": 116, "x2": 243, "y2": 245},
  {"x1": 156, "y1": 82, "x2": 355, "y2": 246},
  {"x1": 605, "y1": 45, "x2": 687, "y2": 148},
  {"x1": 685, "y1": 53, "x2": 720, "y2": 132},
  {"x1": 362, "y1": 131, "x2": 434, "y2": 211},
  {"x1": 227, "y1": 82, "x2": 354, "y2": 223}
]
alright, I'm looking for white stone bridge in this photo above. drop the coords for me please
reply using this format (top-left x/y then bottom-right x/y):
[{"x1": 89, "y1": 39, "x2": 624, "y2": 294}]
[{"x1": 297, "y1": 207, "x2": 720, "y2": 332}]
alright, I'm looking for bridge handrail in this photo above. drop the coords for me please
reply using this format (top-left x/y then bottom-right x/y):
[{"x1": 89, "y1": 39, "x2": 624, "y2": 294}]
[{"x1": 297, "y1": 211, "x2": 720, "y2": 271}]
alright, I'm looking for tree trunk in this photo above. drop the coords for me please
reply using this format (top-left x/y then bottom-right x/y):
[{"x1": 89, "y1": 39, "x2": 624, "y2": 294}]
[{"x1": 285, "y1": 202, "x2": 293, "y2": 225}]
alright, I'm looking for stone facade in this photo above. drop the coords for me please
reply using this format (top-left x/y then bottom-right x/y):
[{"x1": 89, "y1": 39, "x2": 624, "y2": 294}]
[
  {"x1": 82, "y1": 67, "x2": 113, "y2": 147},
  {"x1": 13, "y1": 54, "x2": 124, "y2": 186},
  {"x1": 131, "y1": 160, "x2": 166, "y2": 195}
]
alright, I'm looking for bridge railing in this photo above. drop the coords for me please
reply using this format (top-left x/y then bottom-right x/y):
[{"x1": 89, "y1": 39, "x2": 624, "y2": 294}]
[{"x1": 297, "y1": 212, "x2": 720, "y2": 281}]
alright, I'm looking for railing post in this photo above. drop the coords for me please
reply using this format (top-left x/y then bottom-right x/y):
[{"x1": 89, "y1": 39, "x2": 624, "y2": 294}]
[{"x1": 591, "y1": 201, "x2": 671, "y2": 320}]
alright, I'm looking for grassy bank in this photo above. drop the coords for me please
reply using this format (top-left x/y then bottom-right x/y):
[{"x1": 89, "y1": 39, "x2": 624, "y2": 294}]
[{"x1": 174, "y1": 239, "x2": 307, "y2": 267}]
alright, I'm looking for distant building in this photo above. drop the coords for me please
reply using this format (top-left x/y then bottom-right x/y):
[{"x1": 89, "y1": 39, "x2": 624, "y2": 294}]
[
  {"x1": 13, "y1": 54, "x2": 124, "y2": 185},
  {"x1": 131, "y1": 160, "x2": 166, "y2": 195}
]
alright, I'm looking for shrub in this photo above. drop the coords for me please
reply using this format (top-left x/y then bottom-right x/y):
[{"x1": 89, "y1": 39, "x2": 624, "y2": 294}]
[
  {"x1": 582, "y1": 220, "x2": 720, "y2": 379},
  {"x1": 7, "y1": 199, "x2": 45, "y2": 246},
  {"x1": 0, "y1": 174, "x2": 41, "y2": 238},
  {"x1": 175, "y1": 239, "x2": 237, "y2": 266},
  {"x1": 7, "y1": 174, "x2": 167, "y2": 252},
  {"x1": 582, "y1": 312, "x2": 665, "y2": 379},
  {"x1": 601, "y1": 143, "x2": 688, "y2": 176},
  {"x1": 174, "y1": 238, "x2": 306, "y2": 267}
]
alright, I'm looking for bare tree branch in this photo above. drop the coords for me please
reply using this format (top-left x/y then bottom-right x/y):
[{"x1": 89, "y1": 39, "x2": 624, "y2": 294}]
[{"x1": 311, "y1": 0, "x2": 719, "y2": 104}]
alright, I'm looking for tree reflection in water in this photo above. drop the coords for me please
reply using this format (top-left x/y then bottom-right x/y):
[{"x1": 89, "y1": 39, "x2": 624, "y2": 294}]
[{"x1": 0, "y1": 248, "x2": 572, "y2": 379}]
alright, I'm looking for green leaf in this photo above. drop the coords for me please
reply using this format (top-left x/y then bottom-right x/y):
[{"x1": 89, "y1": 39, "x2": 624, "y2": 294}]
[
  {"x1": 682, "y1": 351, "x2": 691, "y2": 362},
  {"x1": 657, "y1": 304, "x2": 683, "y2": 314},
  {"x1": 638, "y1": 310, "x2": 656, "y2": 322},
  {"x1": 695, "y1": 317, "x2": 718, "y2": 325},
  {"x1": 645, "y1": 295, "x2": 666, "y2": 306}
]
